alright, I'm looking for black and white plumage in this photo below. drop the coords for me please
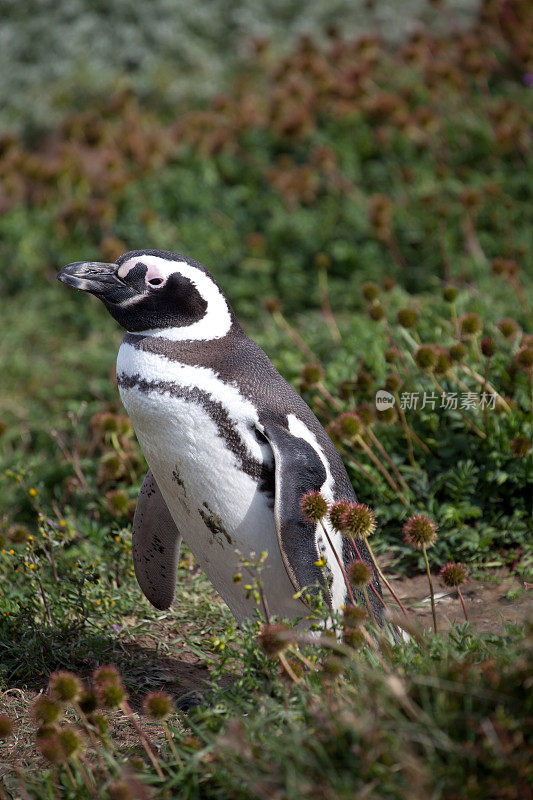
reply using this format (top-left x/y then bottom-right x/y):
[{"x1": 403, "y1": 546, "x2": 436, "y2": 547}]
[{"x1": 58, "y1": 249, "x2": 385, "y2": 627}]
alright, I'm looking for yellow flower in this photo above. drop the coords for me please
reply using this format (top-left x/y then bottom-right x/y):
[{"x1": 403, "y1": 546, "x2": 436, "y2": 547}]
[
  {"x1": 29, "y1": 564, "x2": 35, "y2": 570},
  {"x1": 314, "y1": 557, "x2": 326, "y2": 567},
  {"x1": 114, "y1": 535, "x2": 120, "y2": 542},
  {"x1": 29, "y1": 488, "x2": 38, "y2": 497},
  {"x1": 59, "y1": 520, "x2": 66, "y2": 528}
]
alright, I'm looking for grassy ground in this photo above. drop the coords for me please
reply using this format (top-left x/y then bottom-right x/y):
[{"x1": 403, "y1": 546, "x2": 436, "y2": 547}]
[{"x1": 1, "y1": 1, "x2": 532, "y2": 797}]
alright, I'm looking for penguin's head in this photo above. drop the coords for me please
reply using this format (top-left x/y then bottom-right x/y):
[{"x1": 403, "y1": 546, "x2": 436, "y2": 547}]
[{"x1": 58, "y1": 249, "x2": 236, "y2": 340}]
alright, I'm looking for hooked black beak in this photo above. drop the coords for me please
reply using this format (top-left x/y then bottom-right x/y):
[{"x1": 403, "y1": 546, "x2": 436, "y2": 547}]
[
  {"x1": 57, "y1": 261, "x2": 137, "y2": 305},
  {"x1": 58, "y1": 261, "x2": 120, "y2": 293}
]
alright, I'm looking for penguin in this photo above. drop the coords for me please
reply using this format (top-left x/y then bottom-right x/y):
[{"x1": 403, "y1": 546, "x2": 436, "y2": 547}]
[{"x1": 58, "y1": 249, "x2": 386, "y2": 628}]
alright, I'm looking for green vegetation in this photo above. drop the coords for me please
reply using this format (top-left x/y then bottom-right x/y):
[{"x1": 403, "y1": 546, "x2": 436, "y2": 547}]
[{"x1": 1, "y1": 0, "x2": 532, "y2": 797}]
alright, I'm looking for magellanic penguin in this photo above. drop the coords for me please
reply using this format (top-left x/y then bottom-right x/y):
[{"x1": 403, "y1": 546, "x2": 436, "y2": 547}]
[{"x1": 58, "y1": 250, "x2": 386, "y2": 628}]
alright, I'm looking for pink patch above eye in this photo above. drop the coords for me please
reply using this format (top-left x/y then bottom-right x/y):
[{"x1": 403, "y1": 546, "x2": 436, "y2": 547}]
[{"x1": 144, "y1": 265, "x2": 166, "y2": 285}]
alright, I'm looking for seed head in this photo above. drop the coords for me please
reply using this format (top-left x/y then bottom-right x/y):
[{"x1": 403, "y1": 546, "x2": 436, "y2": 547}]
[
  {"x1": 7, "y1": 524, "x2": 31, "y2": 544},
  {"x1": 480, "y1": 337, "x2": 496, "y2": 358},
  {"x1": 0, "y1": 714, "x2": 13, "y2": 739},
  {"x1": 368, "y1": 302, "x2": 385, "y2": 321},
  {"x1": 382, "y1": 276, "x2": 396, "y2": 292},
  {"x1": 509, "y1": 436, "x2": 531, "y2": 458},
  {"x1": 264, "y1": 297, "x2": 281, "y2": 315},
  {"x1": 300, "y1": 363, "x2": 323, "y2": 386},
  {"x1": 143, "y1": 691, "x2": 174, "y2": 721},
  {"x1": 440, "y1": 562, "x2": 467, "y2": 587},
  {"x1": 336, "y1": 412, "x2": 362, "y2": 440},
  {"x1": 356, "y1": 404, "x2": 374, "y2": 426},
  {"x1": 97, "y1": 680, "x2": 126, "y2": 709},
  {"x1": 385, "y1": 373, "x2": 401, "y2": 391},
  {"x1": 78, "y1": 689, "x2": 98, "y2": 714},
  {"x1": 343, "y1": 604, "x2": 367, "y2": 627},
  {"x1": 38, "y1": 735, "x2": 64, "y2": 764},
  {"x1": 347, "y1": 559, "x2": 372, "y2": 587},
  {"x1": 385, "y1": 348, "x2": 398, "y2": 363},
  {"x1": 515, "y1": 346, "x2": 533, "y2": 371},
  {"x1": 397, "y1": 308, "x2": 418, "y2": 329},
  {"x1": 377, "y1": 406, "x2": 397, "y2": 424},
  {"x1": 31, "y1": 696, "x2": 62, "y2": 725},
  {"x1": 93, "y1": 665, "x2": 121, "y2": 686},
  {"x1": 343, "y1": 627, "x2": 364, "y2": 649},
  {"x1": 36, "y1": 723, "x2": 58, "y2": 740},
  {"x1": 108, "y1": 776, "x2": 151, "y2": 800},
  {"x1": 448, "y1": 343, "x2": 467, "y2": 363},
  {"x1": 58, "y1": 726, "x2": 85, "y2": 759},
  {"x1": 362, "y1": 281, "x2": 380, "y2": 301},
  {"x1": 315, "y1": 252, "x2": 331, "y2": 270},
  {"x1": 300, "y1": 490, "x2": 328, "y2": 523},
  {"x1": 442, "y1": 285, "x2": 458, "y2": 302},
  {"x1": 49, "y1": 671, "x2": 83, "y2": 703},
  {"x1": 459, "y1": 313, "x2": 482, "y2": 338},
  {"x1": 434, "y1": 349, "x2": 452, "y2": 376},
  {"x1": 496, "y1": 317, "x2": 520, "y2": 340},
  {"x1": 341, "y1": 503, "x2": 377, "y2": 538},
  {"x1": 321, "y1": 656, "x2": 344, "y2": 679},
  {"x1": 414, "y1": 345, "x2": 437, "y2": 370},
  {"x1": 328, "y1": 500, "x2": 349, "y2": 532},
  {"x1": 256, "y1": 623, "x2": 291, "y2": 656},
  {"x1": 402, "y1": 514, "x2": 438, "y2": 549},
  {"x1": 356, "y1": 369, "x2": 374, "y2": 393}
]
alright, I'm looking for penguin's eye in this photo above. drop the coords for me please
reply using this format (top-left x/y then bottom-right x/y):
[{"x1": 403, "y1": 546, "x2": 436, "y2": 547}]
[{"x1": 148, "y1": 278, "x2": 164, "y2": 286}]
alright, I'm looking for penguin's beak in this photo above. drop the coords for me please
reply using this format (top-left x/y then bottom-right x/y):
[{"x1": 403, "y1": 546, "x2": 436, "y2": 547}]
[
  {"x1": 58, "y1": 261, "x2": 119, "y2": 292},
  {"x1": 58, "y1": 261, "x2": 136, "y2": 304}
]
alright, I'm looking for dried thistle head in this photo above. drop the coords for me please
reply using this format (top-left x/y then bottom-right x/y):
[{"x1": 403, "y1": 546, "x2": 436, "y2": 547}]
[
  {"x1": 402, "y1": 514, "x2": 438, "y2": 549},
  {"x1": 480, "y1": 337, "x2": 496, "y2": 357},
  {"x1": 300, "y1": 363, "x2": 323, "y2": 387},
  {"x1": 347, "y1": 559, "x2": 372, "y2": 587},
  {"x1": 448, "y1": 343, "x2": 467, "y2": 363},
  {"x1": 257, "y1": 623, "x2": 291, "y2": 656},
  {"x1": 496, "y1": 317, "x2": 520, "y2": 340},
  {"x1": 341, "y1": 503, "x2": 377, "y2": 538},
  {"x1": 49, "y1": 671, "x2": 83, "y2": 704},
  {"x1": 336, "y1": 412, "x2": 362, "y2": 440},
  {"x1": 362, "y1": 281, "x2": 380, "y2": 302},
  {"x1": 31, "y1": 696, "x2": 62, "y2": 725},
  {"x1": 414, "y1": 345, "x2": 438, "y2": 370},
  {"x1": 328, "y1": 500, "x2": 349, "y2": 532},
  {"x1": 300, "y1": 490, "x2": 329, "y2": 523},
  {"x1": 440, "y1": 562, "x2": 467, "y2": 587},
  {"x1": 0, "y1": 714, "x2": 13, "y2": 740},
  {"x1": 397, "y1": 308, "x2": 418, "y2": 329},
  {"x1": 442, "y1": 285, "x2": 458, "y2": 302},
  {"x1": 58, "y1": 726, "x2": 85, "y2": 759},
  {"x1": 143, "y1": 691, "x2": 175, "y2": 721},
  {"x1": 459, "y1": 313, "x2": 482, "y2": 338}
]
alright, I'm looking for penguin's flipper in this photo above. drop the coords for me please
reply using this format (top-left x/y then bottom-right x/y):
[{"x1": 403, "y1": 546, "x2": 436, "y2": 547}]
[
  {"x1": 259, "y1": 418, "x2": 327, "y2": 596},
  {"x1": 132, "y1": 470, "x2": 182, "y2": 610}
]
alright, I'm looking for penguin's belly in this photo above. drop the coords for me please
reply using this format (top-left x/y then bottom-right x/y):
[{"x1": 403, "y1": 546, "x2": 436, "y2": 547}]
[{"x1": 118, "y1": 380, "x2": 304, "y2": 623}]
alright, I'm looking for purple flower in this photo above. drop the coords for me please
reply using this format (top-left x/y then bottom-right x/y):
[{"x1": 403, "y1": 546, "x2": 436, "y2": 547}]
[{"x1": 522, "y1": 73, "x2": 533, "y2": 87}]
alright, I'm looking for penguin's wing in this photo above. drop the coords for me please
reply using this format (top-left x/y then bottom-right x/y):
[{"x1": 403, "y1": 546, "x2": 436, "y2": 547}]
[
  {"x1": 258, "y1": 417, "x2": 327, "y2": 596},
  {"x1": 132, "y1": 470, "x2": 182, "y2": 610}
]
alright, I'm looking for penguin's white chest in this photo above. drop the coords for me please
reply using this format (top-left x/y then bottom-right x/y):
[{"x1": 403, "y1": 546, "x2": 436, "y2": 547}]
[{"x1": 116, "y1": 341, "x2": 302, "y2": 621}]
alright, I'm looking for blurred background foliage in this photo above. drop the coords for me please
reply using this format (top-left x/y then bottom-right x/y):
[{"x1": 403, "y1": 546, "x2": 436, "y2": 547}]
[{"x1": 1, "y1": 0, "x2": 532, "y2": 573}]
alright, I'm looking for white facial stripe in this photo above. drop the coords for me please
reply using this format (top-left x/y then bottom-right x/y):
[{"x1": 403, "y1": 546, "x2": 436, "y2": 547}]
[
  {"x1": 116, "y1": 341, "x2": 264, "y2": 462},
  {"x1": 287, "y1": 414, "x2": 346, "y2": 610},
  {"x1": 118, "y1": 255, "x2": 232, "y2": 341}
]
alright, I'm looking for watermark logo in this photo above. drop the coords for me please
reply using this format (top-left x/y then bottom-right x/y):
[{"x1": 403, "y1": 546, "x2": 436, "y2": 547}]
[{"x1": 375, "y1": 390, "x2": 396, "y2": 411}]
